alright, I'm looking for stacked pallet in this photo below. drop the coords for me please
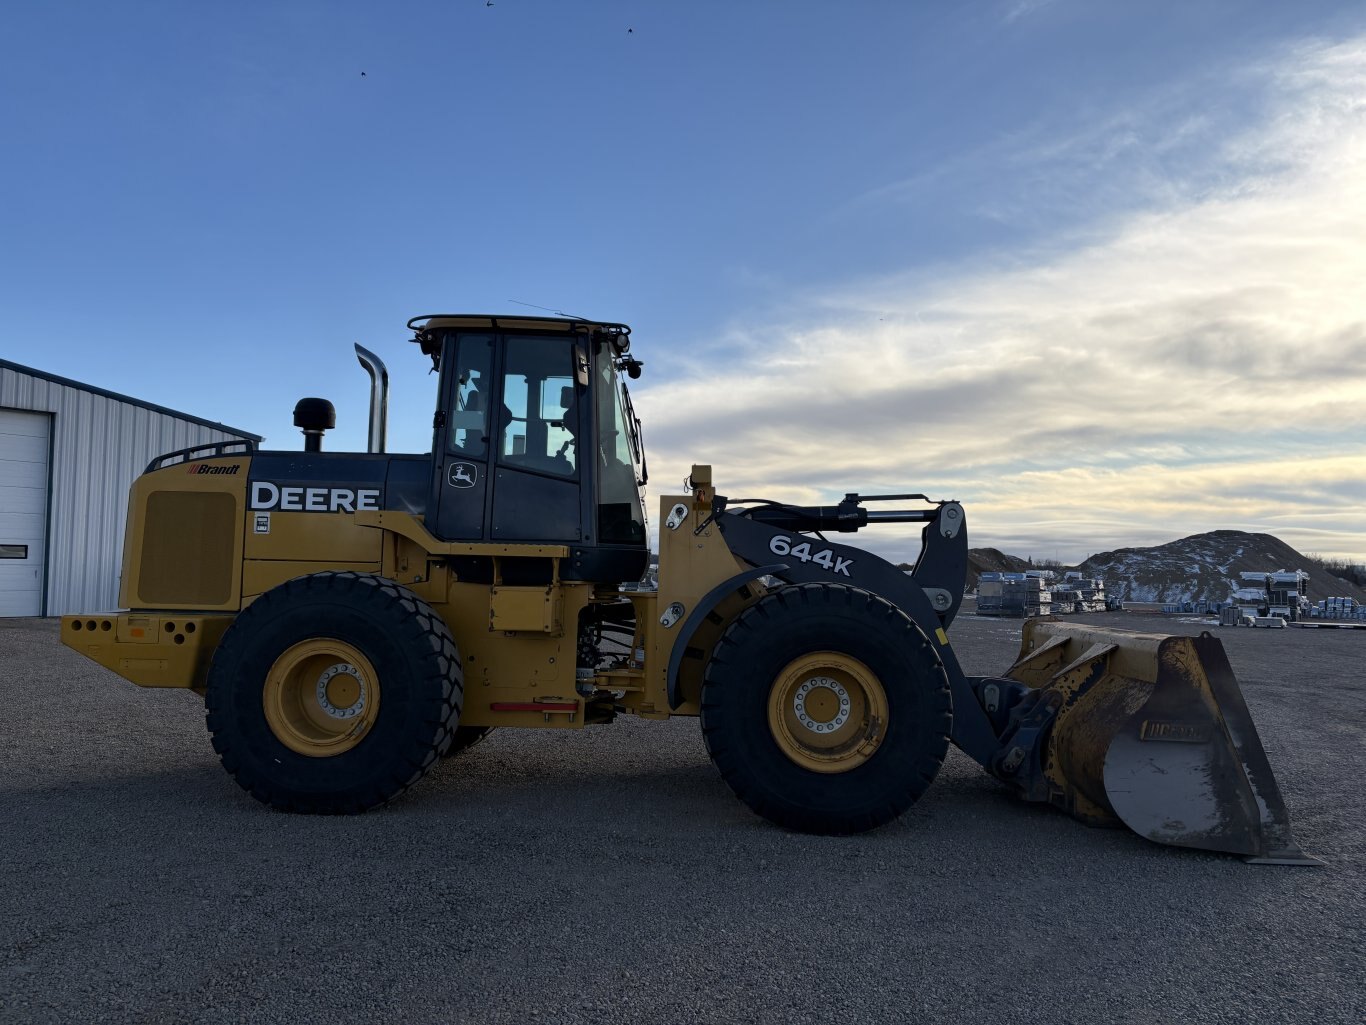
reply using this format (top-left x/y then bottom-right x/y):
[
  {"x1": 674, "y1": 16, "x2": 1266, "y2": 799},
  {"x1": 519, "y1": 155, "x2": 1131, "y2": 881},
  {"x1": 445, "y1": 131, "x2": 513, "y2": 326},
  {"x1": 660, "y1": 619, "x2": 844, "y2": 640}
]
[
  {"x1": 1220, "y1": 605, "x2": 1252, "y2": 626},
  {"x1": 1312, "y1": 597, "x2": 1366, "y2": 621},
  {"x1": 1230, "y1": 584, "x2": 1269, "y2": 620},
  {"x1": 976, "y1": 572, "x2": 1052, "y2": 617},
  {"x1": 1163, "y1": 599, "x2": 1221, "y2": 614},
  {"x1": 1267, "y1": 571, "x2": 1309, "y2": 619},
  {"x1": 1054, "y1": 573, "x2": 1107, "y2": 613},
  {"x1": 976, "y1": 576, "x2": 1006, "y2": 615},
  {"x1": 1233, "y1": 570, "x2": 1312, "y2": 621}
]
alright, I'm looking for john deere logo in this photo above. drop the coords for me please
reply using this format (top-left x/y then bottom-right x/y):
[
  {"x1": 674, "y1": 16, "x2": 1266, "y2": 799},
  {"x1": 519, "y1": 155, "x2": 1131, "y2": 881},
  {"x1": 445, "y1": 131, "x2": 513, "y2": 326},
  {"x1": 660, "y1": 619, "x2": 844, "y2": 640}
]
[
  {"x1": 449, "y1": 462, "x2": 477, "y2": 488},
  {"x1": 249, "y1": 482, "x2": 381, "y2": 513}
]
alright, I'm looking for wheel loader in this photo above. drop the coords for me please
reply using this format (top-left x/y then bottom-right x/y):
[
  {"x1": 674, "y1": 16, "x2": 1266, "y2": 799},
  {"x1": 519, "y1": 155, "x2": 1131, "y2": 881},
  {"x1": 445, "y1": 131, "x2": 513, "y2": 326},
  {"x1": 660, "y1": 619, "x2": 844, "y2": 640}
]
[{"x1": 61, "y1": 314, "x2": 1318, "y2": 864}]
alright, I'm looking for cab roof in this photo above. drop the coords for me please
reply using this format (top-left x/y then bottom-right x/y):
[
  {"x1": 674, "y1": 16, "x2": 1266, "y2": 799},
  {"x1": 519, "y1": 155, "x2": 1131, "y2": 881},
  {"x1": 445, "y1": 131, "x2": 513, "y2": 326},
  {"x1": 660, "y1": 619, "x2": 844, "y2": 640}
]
[
  {"x1": 407, "y1": 313, "x2": 629, "y2": 335},
  {"x1": 407, "y1": 313, "x2": 632, "y2": 362}
]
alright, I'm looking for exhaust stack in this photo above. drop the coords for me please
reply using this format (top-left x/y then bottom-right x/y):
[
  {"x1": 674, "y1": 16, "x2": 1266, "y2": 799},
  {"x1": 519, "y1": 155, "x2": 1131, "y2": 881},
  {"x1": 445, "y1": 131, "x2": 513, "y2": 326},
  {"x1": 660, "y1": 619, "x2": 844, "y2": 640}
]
[{"x1": 355, "y1": 344, "x2": 389, "y2": 454}]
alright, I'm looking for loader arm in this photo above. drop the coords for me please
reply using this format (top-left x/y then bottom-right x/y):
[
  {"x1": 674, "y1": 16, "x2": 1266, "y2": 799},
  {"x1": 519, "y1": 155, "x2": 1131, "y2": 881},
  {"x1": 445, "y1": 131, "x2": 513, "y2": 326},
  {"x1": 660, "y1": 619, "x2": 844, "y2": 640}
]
[{"x1": 709, "y1": 492, "x2": 1319, "y2": 863}]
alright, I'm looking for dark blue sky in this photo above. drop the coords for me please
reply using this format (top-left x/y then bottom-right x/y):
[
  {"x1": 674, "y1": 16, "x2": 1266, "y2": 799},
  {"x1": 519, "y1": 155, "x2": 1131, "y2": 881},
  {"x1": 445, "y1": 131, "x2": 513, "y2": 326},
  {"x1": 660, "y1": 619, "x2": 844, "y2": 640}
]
[{"x1": 3, "y1": 2, "x2": 1363, "y2": 559}]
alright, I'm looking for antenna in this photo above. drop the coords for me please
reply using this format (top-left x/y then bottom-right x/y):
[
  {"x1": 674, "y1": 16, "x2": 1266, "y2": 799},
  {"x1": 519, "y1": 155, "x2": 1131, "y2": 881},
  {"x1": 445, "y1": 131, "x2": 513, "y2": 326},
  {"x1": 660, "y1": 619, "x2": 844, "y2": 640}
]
[{"x1": 507, "y1": 299, "x2": 590, "y2": 320}]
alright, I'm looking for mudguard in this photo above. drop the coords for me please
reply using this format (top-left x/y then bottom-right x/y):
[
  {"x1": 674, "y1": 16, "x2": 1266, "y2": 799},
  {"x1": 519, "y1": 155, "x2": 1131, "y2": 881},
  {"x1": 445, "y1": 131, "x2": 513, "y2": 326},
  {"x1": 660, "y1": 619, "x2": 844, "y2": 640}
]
[{"x1": 666, "y1": 564, "x2": 785, "y2": 709}]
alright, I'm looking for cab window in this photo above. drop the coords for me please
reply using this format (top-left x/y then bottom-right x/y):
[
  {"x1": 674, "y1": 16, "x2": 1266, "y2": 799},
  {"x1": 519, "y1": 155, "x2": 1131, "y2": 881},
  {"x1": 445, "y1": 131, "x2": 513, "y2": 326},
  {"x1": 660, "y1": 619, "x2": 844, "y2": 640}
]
[
  {"x1": 595, "y1": 343, "x2": 646, "y2": 544},
  {"x1": 498, "y1": 336, "x2": 578, "y2": 477},
  {"x1": 447, "y1": 334, "x2": 493, "y2": 457}
]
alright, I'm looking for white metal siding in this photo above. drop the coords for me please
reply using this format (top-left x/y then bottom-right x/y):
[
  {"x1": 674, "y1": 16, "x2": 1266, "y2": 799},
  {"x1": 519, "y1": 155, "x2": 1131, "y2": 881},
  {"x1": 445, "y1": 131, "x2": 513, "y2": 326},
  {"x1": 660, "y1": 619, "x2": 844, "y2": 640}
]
[
  {"x1": 0, "y1": 409, "x2": 50, "y2": 616},
  {"x1": 0, "y1": 366, "x2": 256, "y2": 616}
]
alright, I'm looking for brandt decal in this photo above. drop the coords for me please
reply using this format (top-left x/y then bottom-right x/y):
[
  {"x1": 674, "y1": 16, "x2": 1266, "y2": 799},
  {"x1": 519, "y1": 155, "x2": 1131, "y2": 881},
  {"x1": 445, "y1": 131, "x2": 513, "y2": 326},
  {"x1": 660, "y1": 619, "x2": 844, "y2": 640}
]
[{"x1": 250, "y1": 481, "x2": 381, "y2": 513}]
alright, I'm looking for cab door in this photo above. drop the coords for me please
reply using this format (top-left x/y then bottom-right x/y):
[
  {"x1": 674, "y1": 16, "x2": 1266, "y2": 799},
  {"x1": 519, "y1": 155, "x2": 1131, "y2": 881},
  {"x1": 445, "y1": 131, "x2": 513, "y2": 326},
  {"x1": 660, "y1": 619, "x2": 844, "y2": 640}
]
[
  {"x1": 430, "y1": 333, "x2": 494, "y2": 540},
  {"x1": 488, "y1": 335, "x2": 584, "y2": 542}
]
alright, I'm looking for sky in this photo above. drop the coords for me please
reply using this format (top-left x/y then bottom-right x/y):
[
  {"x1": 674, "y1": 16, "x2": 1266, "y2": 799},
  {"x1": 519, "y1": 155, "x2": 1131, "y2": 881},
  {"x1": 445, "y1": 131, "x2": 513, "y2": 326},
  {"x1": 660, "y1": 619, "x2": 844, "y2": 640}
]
[{"x1": 2, "y1": 1, "x2": 1364, "y2": 566}]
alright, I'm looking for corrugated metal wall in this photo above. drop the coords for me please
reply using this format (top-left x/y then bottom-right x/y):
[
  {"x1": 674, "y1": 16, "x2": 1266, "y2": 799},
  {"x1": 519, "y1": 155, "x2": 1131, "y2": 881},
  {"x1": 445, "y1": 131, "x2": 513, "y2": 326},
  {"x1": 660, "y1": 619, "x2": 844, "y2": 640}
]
[{"x1": 1, "y1": 367, "x2": 256, "y2": 615}]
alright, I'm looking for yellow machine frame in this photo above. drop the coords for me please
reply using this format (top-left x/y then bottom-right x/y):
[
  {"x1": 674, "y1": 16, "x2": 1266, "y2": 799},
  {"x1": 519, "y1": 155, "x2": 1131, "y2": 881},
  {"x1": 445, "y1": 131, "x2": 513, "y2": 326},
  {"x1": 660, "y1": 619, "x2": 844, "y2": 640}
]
[{"x1": 62, "y1": 462, "x2": 751, "y2": 728}]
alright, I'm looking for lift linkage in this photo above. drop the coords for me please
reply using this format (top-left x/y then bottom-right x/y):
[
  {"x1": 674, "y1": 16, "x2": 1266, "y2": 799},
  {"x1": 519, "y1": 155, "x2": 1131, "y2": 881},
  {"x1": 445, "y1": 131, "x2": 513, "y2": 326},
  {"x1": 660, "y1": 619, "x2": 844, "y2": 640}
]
[{"x1": 714, "y1": 492, "x2": 945, "y2": 534}]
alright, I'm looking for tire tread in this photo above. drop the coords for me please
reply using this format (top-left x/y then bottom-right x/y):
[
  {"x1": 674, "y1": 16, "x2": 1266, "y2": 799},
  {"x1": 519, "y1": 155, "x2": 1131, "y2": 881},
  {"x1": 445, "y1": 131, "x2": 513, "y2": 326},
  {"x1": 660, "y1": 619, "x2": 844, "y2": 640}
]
[
  {"x1": 205, "y1": 572, "x2": 463, "y2": 814},
  {"x1": 700, "y1": 582, "x2": 951, "y2": 835}
]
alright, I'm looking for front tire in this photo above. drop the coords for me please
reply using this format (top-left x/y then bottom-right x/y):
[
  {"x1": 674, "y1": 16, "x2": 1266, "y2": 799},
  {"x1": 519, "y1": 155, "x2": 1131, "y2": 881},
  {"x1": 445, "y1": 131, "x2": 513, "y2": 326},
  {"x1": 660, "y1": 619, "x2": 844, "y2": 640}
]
[
  {"x1": 701, "y1": 582, "x2": 951, "y2": 834},
  {"x1": 205, "y1": 572, "x2": 463, "y2": 813}
]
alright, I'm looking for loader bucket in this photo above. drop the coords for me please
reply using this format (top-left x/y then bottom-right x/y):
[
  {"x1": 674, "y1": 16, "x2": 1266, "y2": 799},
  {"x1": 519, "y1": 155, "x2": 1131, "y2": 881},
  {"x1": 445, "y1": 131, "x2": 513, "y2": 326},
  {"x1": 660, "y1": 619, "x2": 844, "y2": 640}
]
[{"x1": 1002, "y1": 620, "x2": 1320, "y2": 865}]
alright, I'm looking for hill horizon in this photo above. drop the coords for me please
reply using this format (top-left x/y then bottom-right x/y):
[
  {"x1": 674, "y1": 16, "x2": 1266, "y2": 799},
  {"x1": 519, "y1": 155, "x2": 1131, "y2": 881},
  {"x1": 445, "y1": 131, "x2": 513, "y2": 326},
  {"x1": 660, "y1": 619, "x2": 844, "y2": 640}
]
[{"x1": 966, "y1": 529, "x2": 1366, "y2": 605}]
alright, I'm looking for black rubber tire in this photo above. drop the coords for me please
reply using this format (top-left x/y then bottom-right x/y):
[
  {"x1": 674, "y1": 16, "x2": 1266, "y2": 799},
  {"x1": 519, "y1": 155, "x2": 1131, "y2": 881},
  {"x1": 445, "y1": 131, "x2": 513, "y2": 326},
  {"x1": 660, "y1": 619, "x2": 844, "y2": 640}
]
[
  {"x1": 700, "y1": 582, "x2": 951, "y2": 835},
  {"x1": 205, "y1": 572, "x2": 463, "y2": 813},
  {"x1": 444, "y1": 725, "x2": 494, "y2": 757}
]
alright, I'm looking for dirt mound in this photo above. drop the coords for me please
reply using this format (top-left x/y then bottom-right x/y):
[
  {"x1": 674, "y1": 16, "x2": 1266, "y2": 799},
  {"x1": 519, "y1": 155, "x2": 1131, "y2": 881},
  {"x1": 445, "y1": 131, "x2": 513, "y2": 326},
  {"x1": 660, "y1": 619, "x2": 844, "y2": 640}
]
[
  {"x1": 965, "y1": 531, "x2": 1364, "y2": 604},
  {"x1": 1073, "y1": 530, "x2": 1366, "y2": 604}
]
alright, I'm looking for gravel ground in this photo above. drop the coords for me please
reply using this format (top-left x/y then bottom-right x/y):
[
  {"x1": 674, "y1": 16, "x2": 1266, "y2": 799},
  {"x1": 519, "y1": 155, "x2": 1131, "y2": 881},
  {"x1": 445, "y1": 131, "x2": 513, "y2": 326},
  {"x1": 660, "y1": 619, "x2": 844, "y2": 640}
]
[{"x1": 1, "y1": 612, "x2": 1362, "y2": 1024}]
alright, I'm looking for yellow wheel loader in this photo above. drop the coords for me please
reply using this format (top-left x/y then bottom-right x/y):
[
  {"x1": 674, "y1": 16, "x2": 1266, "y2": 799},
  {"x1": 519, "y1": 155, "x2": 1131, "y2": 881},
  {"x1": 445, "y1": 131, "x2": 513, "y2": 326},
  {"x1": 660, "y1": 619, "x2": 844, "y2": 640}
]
[{"x1": 61, "y1": 315, "x2": 1318, "y2": 863}]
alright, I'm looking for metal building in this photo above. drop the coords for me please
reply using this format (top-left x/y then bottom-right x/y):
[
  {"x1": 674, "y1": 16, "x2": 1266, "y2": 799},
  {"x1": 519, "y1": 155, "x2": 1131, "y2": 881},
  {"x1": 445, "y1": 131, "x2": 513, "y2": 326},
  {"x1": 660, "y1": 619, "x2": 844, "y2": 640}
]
[{"x1": 0, "y1": 359, "x2": 261, "y2": 617}]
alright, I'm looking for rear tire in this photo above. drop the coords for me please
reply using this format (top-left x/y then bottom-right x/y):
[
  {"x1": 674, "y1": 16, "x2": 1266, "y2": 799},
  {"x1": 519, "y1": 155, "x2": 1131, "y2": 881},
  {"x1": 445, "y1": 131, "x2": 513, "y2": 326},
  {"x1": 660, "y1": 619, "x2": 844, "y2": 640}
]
[
  {"x1": 444, "y1": 725, "x2": 494, "y2": 757},
  {"x1": 205, "y1": 572, "x2": 463, "y2": 813},
  {"x1": 701, "y1": 582, "x2": 951, "y2": 834}
]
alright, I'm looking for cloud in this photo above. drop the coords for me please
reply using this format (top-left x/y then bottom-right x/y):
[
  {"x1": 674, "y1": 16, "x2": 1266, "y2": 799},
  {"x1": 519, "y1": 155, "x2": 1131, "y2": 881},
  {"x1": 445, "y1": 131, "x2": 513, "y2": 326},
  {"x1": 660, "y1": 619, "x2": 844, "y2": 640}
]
[
  {"x1": 635, "y1": 35, "x2": 1366, "y2": 566},
  {"x1": 1002, "y1": 0, "x2": 1059, "y2": 26}
]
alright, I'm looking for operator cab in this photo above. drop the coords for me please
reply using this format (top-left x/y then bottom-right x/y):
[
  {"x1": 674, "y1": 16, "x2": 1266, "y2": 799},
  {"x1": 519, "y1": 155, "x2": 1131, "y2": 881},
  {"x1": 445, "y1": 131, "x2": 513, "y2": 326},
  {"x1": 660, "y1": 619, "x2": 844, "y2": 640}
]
[{"x1": 411, "y1": 315, "x2": 649, "y2": 584}]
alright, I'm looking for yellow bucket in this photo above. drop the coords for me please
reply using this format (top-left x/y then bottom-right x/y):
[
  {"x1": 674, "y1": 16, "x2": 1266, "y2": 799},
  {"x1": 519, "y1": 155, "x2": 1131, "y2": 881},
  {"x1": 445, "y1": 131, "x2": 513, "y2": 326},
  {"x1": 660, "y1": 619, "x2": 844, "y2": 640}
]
[{"x1": 999, "y1": 620, "x2": 1319, "y2": 865}]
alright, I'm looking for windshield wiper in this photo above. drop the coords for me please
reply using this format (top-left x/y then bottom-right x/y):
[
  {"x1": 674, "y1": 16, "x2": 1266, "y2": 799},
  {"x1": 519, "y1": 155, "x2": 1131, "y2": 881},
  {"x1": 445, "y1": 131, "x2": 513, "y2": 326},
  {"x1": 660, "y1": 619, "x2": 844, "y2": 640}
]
[{"x1": 622, "y1": 384, "x2": 648, "y2": 486}]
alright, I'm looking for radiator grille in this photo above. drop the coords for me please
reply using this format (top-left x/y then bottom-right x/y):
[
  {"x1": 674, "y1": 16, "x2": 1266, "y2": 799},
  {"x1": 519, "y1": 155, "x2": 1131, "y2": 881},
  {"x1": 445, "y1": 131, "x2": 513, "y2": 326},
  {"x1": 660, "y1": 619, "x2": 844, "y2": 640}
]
[{"x1": 138, "y1": 491, "x2": 236, "y2": 605}]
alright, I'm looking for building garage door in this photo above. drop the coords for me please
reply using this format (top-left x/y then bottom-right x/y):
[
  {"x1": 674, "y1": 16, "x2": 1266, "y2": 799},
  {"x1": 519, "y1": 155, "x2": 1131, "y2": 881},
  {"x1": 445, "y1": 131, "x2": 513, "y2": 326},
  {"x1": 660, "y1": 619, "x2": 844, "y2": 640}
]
[{"x1": 0, "y1": 408, "x2": 50, "y2": 616}]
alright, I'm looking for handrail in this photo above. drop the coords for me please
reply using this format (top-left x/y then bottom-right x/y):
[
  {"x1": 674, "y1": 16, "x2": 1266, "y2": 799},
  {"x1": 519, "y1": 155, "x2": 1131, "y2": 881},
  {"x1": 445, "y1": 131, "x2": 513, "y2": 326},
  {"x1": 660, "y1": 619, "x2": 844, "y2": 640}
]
[{"x1": 145, "y1": 439, "x2": 257, "y2": 473}]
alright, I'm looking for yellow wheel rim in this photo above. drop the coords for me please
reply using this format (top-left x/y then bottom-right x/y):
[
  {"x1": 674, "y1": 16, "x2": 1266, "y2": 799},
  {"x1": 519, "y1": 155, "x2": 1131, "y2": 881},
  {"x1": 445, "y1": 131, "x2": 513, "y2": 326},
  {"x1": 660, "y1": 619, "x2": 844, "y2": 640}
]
[
  {"x1": 766, "y1": 651, "x2": 888, "y2": 774},
  {"x1": 262, "y1": 638, "x2": 381, "y2": 758}
]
